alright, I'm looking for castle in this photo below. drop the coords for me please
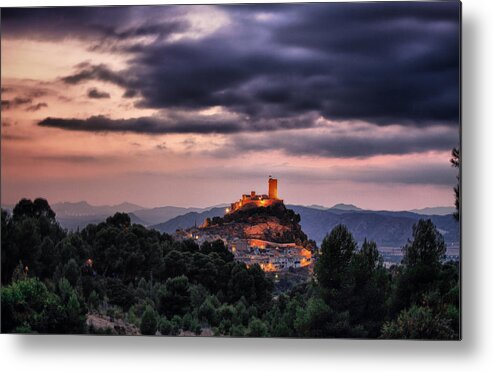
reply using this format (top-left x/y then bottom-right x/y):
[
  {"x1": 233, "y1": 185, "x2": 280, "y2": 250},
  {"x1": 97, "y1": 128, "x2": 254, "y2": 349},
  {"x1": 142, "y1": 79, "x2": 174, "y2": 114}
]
[{"x1": 228, "y1": 176, "x2": 283, "y2": 213}]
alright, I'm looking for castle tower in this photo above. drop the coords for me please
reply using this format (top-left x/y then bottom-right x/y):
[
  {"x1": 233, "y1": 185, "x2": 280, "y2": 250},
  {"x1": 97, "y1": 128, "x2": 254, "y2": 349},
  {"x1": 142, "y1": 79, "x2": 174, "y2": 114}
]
[{"x1": 268, "y1": 176, "x2": 278, "y2": 199}]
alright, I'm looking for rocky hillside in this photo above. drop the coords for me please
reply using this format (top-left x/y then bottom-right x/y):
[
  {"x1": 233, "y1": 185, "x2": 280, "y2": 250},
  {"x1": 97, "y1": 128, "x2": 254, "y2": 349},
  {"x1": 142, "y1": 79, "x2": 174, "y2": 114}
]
[
  {"x1": 199, "y1": 203, "x2": 312, "y2": 247},
  {"x1": 86, "y1": 313, "x2": 141, "y2": 335}
]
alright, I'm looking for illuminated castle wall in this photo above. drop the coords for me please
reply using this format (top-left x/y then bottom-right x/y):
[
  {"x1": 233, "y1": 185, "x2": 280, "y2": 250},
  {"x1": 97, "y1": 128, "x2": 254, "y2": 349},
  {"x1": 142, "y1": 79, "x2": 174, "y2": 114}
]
[
  {"x1": 229, "y1": 176, "x2": 283, "y2": 213},
  {"x1": 268, "y1": 177, "x2": 278, "y2": 199}
]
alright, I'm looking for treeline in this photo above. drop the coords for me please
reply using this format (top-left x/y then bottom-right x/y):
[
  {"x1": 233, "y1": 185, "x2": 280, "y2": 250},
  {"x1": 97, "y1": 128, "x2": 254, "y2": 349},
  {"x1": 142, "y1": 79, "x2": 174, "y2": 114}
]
[
  {"x1": 1, "y1": 198, "x2": 459, "y2": 338},
  {"x1": 1, "y1": 199, "x2": 272, "y2": 335},
  {"x1": 285, "y1": 223, "x2": 459, "y2": 339}
]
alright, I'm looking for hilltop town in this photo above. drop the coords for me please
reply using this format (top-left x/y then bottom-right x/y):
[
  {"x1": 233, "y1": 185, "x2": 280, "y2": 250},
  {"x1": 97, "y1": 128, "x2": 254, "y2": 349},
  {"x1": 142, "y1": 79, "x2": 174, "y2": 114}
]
[{"x1": 175, "y1": 177, "x2": 316, "y2": 274}]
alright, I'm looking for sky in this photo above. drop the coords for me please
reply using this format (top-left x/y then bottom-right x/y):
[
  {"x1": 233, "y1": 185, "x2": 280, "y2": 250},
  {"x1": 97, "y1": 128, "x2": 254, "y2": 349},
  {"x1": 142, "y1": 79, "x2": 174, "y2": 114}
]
[{"x1": 0, "y1": 2, "x2": 460, "y2": 210}]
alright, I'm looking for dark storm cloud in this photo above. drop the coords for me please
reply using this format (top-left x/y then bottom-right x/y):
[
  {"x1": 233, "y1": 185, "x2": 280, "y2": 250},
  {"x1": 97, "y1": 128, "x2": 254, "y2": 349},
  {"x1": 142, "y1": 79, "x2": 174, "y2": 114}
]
[
  {"x1": 122, "y1": 89, "x2": 138, "y2": 98},
  {"x1": 62, "y1": 64, "x2": 140, "y2": 99},
  {"x1": 12, "y1": 97, "x2": 33, "y2": 106},
  {"x1": 113, "y1": 2, "x2": 458, "y2": 127},
  {"x1": 62, "y1": 64, "x2": 130, "y2": 87},
  {"x1": 25, "y1": 102, "x2": 48, "y2": 112},
  {"x1": 23, "y1": 2, "x2": 460, "y2": 129},
  {"x1": 265, "y1": 2, "x2": 461, "y2": 125},
  {"x1": 219, "y1": 127, "x2": 458, "y2": 159},
  {"x1": 38, "y1": 115, "x2": 243, "y2": 135},
  {"x1": 93, "y1": 19, "x2": 189, "y2": 45},
  {"x1": 1, "y1": 97, "x2": 33, "y2": 110},
  {"x1": 1, "y1": 6, "x2": 187, "y2": 43},
  {"x1": 25, "y1": 88, "x2": 50, "y2": 99},
  {"x1": 7, "y1": 3, "x2": 460, "y2": 158},
  {"x1": 37, "y1": 113, "x2": 317, "y2": 135},
  {"x1": 123, "y1": 35, "x2": 336, "y2": 120},
  {"x1": 87, "y1": 88, "x2": 111, "y2": 99}
]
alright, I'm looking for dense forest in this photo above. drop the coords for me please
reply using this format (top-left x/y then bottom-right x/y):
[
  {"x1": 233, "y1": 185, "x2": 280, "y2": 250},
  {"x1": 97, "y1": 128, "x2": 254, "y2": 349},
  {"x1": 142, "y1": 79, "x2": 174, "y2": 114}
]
[{"x1": 1, "y1": 198, "x2": 459, "y2": 338}]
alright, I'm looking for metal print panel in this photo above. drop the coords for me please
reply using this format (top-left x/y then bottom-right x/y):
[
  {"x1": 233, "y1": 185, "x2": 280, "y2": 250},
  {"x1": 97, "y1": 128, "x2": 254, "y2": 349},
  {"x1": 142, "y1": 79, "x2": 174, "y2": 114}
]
[{"x1": 0, "y1": 1, "x2": 461, "y2": 339}]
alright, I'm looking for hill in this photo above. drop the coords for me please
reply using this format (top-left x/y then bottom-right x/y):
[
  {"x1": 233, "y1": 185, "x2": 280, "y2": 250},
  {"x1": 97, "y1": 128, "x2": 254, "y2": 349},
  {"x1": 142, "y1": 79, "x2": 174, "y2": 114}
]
[
  {"x1": 152, "y1": 207, "x2": 226, "y2": 233},
  {"x1": 288, "y1": 205, "x2": 459, "y2": 247},
  {"x1": 131, "y1": 206, "x2": 204, "y2": 226},
  {"x1": 21, "y1": 201, "x2": 213, "y2": 230},
  {"x1": 52, "y1": 201, "x2": 144, "y2": 216},
  {"x1": 198, "y1": 203, "x2": 310, "y2": 245},
  {"x1": 329, "y1": 203, "x2": 363, "y2": 211},
  {"x1": 410, "y1": 206, "x2": 456, "y2": 216},
  {"x1": 152, "y1": 204, "x2": 459, "y2": 249},
  {"x1": 48, "y1": 201, "x2": 146, "y2": 230}
]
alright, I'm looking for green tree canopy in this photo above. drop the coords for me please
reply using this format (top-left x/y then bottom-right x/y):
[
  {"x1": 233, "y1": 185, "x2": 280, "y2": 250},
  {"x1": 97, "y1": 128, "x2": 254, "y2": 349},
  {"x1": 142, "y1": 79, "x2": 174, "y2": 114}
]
[
  {"x1": 382, "y1": 305, "x2": 455, "y2": 340},
  {"x1": 450, "y1": 147, "x2": 460, "y2": 221},
  {"x1": 315, "y1": 224, "x2": 357, "y2": 310},
  {"x1": 158, "y1": 275, "x2": 191, "y2": 318},
  {"x1": 140, "y1": 305, "x2": 158, "y2": 335},
  {"x1": 402, "y1": 219, "x2": 446, "y2": 269},
  {"x1": 13, "y1": 198, "x2": 56, "y2": 221}
]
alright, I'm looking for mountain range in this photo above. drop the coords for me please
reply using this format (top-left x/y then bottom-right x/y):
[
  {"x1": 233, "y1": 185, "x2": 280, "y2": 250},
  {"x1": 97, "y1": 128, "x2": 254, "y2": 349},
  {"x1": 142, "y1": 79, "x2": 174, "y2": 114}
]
[
  {"x1": 1, "y1": 200, "x2": 459, "y2": 248},
  {"x1": 288, "y1": 205, "x2": 458, "y2": 247},
  {"x1": 150, "y1": 204, "x2": 459, "y2": 248},
  {"x1": 54, "y1": 202, "x2": 215, "y2": 230},
  {"x1": 1, "y1": 201, "x2": 212, "y2": 230}
]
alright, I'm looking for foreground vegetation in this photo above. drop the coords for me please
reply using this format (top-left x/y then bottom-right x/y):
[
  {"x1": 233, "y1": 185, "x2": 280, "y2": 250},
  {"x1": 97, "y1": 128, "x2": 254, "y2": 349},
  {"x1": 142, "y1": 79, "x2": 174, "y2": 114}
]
[{"x1": 1, "y1": 198, "x2": 459, "y2": 338}]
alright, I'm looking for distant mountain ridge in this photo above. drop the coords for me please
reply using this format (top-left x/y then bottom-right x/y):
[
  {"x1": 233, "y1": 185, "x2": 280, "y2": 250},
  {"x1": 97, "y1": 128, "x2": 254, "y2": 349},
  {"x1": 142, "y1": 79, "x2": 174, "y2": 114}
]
[
  {"x1": 287, "y1": 205, "x2": 458, "y2": 248},
  {"x1": 301, "y1": 203, "x2": 362, "y2": 211},
  {"x1": 132, "y1": 206, "x2": 204, "y2": 226},
  {"x1": 151, "y1": 208, "x2": 226, "y2": 233},
  {"x1": 26, "y1": 201, "x2": 216, "y2": 229},
  {"x1": 1, "y1": 201, "x2": 459, "y2": 248},
  {"x1": 52, "y1": 201, "x2": 144, "y2": 217},
  {"x1": 330, "y1": 203, "x2": 363, "y2": 211},
  {"x1": 150, "y1": 204, "x2": 458, "y2": 248},
  {"x1": 410, "y1": 206, "x2": 455, "y2": 216}
]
